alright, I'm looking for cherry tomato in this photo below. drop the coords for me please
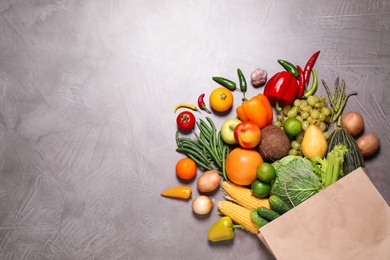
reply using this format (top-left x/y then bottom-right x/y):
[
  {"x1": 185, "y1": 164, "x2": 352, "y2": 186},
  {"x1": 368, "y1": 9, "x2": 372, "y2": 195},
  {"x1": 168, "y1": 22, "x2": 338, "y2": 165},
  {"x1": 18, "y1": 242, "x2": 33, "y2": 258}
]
[{"x1": 176, "y1": 111, "x2": 196, "y2": 131}]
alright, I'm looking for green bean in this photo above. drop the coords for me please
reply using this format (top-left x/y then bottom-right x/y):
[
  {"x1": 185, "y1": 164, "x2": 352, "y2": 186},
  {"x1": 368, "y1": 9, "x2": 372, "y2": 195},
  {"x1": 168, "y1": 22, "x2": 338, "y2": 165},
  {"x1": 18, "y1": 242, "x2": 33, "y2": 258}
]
[
  {"x1": 221, "y1": 145, "x2": 228, "y2": 180},
  {"x1": 206, "y1": 117, "x2": 217, "y2": 130},
  {"x1": 177, "y1": 141, "x2": 210, "y2": 159},
  {"x1": 195, "y1": 132, "x2": 222, "y2": 169},
  {"x1": 199, "y1": 118, "x2": 213, "y2": 135},
  {"x1": 216, "y1": 131, "x2": 225, "y2": 159},
  {"x1": 178, "y1": 137, "x2": 204, "y2": 150},
  {"x1": 197, "y1": 122, "x2": 212, "y2": 140},
  {"x1": 186, "y1": 153, "x2": 214, "y2": 171},
  {"x1": 211, "y1": 128, "x2": 220, "y2": 162},
  {"x1": 205, "y1": 117, "x2": 221, "y2": 161},
  {"x1": 175, "y1": 130, "x2": 180, "y2": 146},
  {"x1": 176, "y1": 147, "x2": 210, "y2": 165}
]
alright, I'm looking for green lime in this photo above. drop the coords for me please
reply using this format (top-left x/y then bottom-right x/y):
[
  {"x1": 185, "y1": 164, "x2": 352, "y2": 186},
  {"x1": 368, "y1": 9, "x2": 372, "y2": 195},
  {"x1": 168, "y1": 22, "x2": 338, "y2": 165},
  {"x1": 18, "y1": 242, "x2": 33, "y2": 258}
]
[
  {"x1": 283, "y1": 118, "x2": 302, "y2": 136},
  {"x1": 256, "y1": 162, "x2": 276, "y2": 183},
  {"x1": 251, "y1": 179, "x2": 271, "y2": 198}
]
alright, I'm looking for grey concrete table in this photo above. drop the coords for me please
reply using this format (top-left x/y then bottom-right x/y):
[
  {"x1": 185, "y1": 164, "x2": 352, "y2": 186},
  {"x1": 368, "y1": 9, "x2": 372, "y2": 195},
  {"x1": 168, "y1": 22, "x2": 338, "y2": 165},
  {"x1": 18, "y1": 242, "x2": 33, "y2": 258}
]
[{"x1": 0, "y1": 1, "x2": 389, "y2": 259}]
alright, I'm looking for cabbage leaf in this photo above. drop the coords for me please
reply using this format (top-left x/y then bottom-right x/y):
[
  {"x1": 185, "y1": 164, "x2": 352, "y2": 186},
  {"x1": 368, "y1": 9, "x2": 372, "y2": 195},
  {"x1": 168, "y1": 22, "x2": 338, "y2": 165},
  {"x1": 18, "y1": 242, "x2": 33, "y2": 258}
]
[{"x1": 271, "y1": 156, "x2": 323, "y2": 207}]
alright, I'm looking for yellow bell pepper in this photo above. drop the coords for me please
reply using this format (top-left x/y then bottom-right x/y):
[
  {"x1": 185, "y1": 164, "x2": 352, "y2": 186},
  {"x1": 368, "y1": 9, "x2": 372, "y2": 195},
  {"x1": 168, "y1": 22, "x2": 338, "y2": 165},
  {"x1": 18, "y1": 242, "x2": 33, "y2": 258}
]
[{"x1": 236, "y1": 94, "x2": 273, "y2": 129}]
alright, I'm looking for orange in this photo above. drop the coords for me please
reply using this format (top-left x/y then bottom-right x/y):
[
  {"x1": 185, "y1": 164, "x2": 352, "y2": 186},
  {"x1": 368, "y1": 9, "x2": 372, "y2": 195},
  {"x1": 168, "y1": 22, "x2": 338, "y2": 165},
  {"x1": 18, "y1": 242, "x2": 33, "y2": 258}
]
[
  {"x1": 176, "y1": 158, "x2": 197, "y2": 180},
  {"x1": 209, "y1": 87, "x2": 234, "y2": 112},
  {"x1": 225, "y1": 148, "x2": 263, "y2": 186}
]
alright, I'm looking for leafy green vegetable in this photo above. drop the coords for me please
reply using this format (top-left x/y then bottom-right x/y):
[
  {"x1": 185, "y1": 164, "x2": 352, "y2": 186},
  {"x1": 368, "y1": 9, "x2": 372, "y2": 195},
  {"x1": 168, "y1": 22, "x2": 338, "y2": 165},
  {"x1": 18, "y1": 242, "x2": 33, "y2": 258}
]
[
  {"x1": 312, "y1": 144, "x2": 348, "y2": 188},
  {"x1": 271, "y1": 145, "x2": 348, "y2": 210},
  {"x1": 271, "y1": 156, "x2": 323, "y2": 207}
]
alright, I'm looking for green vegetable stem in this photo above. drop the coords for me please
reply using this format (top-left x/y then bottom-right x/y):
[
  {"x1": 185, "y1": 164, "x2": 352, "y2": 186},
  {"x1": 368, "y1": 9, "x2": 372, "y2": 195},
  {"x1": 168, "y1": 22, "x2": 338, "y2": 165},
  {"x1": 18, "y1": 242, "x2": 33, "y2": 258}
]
[
  {"x1": 312, "y1": 144, "x2": 348, "y2": 188},
  {"x1": 322, "y1": 77, "x2": 357, "y2": 128}
]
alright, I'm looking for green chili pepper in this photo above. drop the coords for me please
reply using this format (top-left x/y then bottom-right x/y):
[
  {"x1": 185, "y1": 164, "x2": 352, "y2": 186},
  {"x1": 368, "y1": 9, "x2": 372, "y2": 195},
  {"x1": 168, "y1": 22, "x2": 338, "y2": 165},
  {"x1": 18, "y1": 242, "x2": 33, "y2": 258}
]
[
  {"x1": 212, "y1": 76, "x2": 237, "y2": 91},
  {"x1": 237, "y1": 68, "x2": 247, "y2": 97},
  {"x1": 302, "y1": 68, "x2": 318, "y2": 98},
  {"x1": 277, "y1": 59, "x2": 299, "y2": 78},
  {"x1": 207, "y1": 216, "x2": 242, "y2": 242}
]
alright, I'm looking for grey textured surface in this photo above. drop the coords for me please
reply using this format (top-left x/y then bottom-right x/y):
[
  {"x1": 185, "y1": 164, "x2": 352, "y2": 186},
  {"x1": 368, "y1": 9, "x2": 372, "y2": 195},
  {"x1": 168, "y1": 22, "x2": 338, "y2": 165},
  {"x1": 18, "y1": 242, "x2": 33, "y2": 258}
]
[{"x1": 0, "y1": 1, "x2": 389, "y2": 259}]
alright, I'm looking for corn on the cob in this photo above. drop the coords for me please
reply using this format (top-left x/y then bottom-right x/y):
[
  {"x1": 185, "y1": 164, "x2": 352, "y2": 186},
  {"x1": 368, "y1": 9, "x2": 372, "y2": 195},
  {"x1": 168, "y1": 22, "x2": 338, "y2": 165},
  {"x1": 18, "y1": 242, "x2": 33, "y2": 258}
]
[
  {"x1": 222, "y1": 181, "x2": 270, "y2": 210},
  {"x1": 218, "y1": 200, "x2": 260, "y2": 234}
]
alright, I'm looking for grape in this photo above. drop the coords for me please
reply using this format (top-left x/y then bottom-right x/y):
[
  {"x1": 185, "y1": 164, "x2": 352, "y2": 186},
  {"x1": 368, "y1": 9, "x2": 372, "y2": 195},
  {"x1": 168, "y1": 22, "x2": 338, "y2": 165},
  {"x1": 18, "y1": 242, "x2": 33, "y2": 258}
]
[
  {"x1": 282, "y1": 105, "x2": 292, "y2": 116},
  {"x1": 301, "y1": 111, "x2": 309, "y2": 119},
  {"x1": 294, "y1": 99, "x2": 301, "y2": 107},
  {"x1": 288, "y1": 149, "x2": 298, "y2": 156},
  {"x1": 302, "y1": 105, "x2": 311, "y2": 113},
  {"x1": 319, "y1": 122, "x2": 327, "y2": 132},
  {"x1": 321, "y1": 107, "x2": 331, "y2": 116},
  {"x1": 312, "y1": 120, "x2": 321, "y2": 127},
  {"x1": 291, "y1": 140, "x2": 301, "y2": 149},
  {"x1": 287, "y1": 109, "x2": 297, "y2": 118},
  {"x1": 323, "y1": 131, "x2": 331, "y2": 140},
  {"x1": 307, "y1": 96, "x2": 316, "y2": 106},
  {"x1": 296, "y1": 132, "x2": 304, "y2": 143},
  {"x1": 272, "y1": 121, "x2": 282, "y2": 127},
  {"x1": 272, "y1": 95, "x2": 333, "y2": 156},
  {"x1": 311, "y1": 109, "x2": 320, "y2": 119},
  {"x1": 302, "y1": 121, "x2": 309, "y2": 131},
  {"x1": 318, "y1": 113, "x2": 326, "y2": 122}
]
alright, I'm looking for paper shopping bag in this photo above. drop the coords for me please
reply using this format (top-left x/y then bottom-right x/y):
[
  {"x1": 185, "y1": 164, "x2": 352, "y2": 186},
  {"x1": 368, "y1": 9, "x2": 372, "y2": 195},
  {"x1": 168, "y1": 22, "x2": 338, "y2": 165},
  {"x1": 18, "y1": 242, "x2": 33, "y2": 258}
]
[{"x1": 258, "y1": 167, "x2": 390, "y2": 260}]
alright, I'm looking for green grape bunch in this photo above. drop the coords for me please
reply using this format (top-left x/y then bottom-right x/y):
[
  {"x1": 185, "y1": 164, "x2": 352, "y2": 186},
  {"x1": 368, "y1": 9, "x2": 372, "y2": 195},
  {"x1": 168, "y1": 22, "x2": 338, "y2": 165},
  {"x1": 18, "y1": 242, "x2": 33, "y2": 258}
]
[{"x1": 272, "y1": 95, "x2": 332, "y2": 156}]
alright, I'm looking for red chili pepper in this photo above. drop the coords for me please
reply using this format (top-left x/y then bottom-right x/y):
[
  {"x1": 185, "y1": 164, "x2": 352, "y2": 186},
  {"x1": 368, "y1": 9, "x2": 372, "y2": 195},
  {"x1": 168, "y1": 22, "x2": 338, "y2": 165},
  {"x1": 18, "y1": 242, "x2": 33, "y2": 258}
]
[
  {"x1": 303, "y1": 50, "x2": 320, "y2": 84},
  {"x1": 263, "y1": 71, "x2": 298, "y2": 111},
  {"x1": 296, "y1": 65, "x2": 305, "y2": 98},
  {"x1": 197, "y1": 93, "x2": 211, "y2": 114}
]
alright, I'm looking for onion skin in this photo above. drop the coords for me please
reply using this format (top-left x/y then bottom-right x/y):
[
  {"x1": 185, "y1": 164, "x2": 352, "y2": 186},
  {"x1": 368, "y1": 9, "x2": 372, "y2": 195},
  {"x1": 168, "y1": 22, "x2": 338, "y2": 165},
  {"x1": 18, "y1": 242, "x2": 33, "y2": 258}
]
[
  {"x1": 192, "y1": 196, "x2": 213, "y2": 215},
  {"x1": 356, "y1": 133, "x2": 380, "y2": 157},
  {"x1": 342, "y1": 112, "x2": 364, "y2": 137}
]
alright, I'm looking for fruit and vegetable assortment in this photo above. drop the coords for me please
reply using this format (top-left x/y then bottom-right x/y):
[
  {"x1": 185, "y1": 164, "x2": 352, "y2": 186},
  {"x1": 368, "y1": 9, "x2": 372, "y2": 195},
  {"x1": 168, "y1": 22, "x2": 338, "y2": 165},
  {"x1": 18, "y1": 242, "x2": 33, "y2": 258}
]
[{"x1": 161, "y1": 50, "x2": 381, "y2": 243}]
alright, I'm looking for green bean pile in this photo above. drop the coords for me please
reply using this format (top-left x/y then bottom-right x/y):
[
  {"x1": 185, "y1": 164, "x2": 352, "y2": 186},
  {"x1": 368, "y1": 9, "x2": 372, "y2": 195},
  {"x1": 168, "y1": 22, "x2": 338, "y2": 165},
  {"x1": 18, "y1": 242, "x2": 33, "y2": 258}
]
[{"x1": 175, "y1": 117, "x2": 230, "y2": 180}]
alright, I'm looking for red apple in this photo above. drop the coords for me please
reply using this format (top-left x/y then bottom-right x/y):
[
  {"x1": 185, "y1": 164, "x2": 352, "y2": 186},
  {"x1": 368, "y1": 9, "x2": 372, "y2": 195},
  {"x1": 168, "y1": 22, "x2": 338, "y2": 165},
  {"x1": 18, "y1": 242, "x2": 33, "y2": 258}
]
[{"x1": 234, "y1": 121, "x2": 262, "y2": 149}]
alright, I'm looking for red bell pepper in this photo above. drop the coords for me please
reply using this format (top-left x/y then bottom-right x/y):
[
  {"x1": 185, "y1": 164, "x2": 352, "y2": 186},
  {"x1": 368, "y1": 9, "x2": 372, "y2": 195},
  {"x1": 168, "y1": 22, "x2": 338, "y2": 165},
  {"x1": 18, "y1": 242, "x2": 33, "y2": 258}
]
[{"x1": 263, "y1": 71, "x2": 298, "y2": 111}]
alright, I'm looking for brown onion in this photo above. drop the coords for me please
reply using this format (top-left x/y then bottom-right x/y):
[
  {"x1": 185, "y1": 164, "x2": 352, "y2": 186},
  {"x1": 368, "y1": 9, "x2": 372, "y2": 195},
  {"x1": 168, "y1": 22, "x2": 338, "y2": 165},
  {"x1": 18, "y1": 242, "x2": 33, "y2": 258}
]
[{"x1": 192, "y1": 196, "x2": 213, "y2": 215}]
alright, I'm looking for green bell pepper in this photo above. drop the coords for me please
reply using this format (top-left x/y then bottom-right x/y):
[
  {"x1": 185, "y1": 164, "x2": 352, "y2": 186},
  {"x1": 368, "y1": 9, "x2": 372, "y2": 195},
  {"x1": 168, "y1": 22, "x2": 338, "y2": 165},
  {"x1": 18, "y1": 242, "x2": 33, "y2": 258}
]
[{"x1": 207, "y1": 216, "x2": 242, "y2": 242}]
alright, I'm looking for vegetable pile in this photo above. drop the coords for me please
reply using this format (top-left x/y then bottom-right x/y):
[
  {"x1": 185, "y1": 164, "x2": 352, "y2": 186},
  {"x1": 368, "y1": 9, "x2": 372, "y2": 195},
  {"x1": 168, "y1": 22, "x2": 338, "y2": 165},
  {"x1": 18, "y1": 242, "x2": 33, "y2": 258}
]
[{"x1": 161, "y1": 51, "x2": 381, "y2": 242}]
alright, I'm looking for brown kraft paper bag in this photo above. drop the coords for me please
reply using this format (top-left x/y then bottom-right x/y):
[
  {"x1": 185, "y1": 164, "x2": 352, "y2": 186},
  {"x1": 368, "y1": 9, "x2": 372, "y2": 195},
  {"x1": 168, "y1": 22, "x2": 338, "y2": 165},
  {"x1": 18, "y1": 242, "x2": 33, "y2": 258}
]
[{"x1": 258, "y1": 167, "x2": 390, "y2": 260}]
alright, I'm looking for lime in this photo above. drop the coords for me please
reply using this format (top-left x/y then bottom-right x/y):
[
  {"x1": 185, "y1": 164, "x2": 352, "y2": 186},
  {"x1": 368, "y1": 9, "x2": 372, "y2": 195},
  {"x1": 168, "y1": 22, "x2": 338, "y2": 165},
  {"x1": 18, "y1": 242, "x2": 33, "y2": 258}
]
[
  {"x1": 256, "y1": 162, "x2": 276, "y2": 183},
  {"x1": 251, "y1": 179, "x2": 271, "y2": 198},
  {"x1": 283, "y1": 118, "x2": 302, "y2": 136}
]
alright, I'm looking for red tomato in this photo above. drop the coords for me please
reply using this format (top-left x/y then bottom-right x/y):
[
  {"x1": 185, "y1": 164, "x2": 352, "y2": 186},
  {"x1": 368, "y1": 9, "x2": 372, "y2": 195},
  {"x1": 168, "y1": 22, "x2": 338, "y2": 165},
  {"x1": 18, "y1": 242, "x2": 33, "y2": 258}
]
[{"x1": 176, "y1": 111, "x2": 196, "y2": 131}]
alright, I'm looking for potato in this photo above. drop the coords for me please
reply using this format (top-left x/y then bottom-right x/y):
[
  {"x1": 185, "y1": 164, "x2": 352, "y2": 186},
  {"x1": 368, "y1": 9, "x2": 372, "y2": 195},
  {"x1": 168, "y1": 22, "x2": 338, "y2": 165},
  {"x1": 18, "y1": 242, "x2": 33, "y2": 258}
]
[
  {"x1": 197, "y1": 170, "x2": 221, "y2": 193},
  {"x1": 342, "y1": 112, "x2": 364, "y2": 137},
  {"x1": 356, "y1": 133, "x2": 380, "y2": 157}
]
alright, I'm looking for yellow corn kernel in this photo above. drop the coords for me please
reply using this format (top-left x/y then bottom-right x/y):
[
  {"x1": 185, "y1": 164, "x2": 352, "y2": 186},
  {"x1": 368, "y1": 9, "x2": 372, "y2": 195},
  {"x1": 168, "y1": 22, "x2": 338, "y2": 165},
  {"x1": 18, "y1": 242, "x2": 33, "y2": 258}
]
[
  {"x1": 218, "y1": 200, "x2": 260, "y2": 234},
  {"x1": 222, "y1": 181, "x2": 270, "y2": 210}
]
